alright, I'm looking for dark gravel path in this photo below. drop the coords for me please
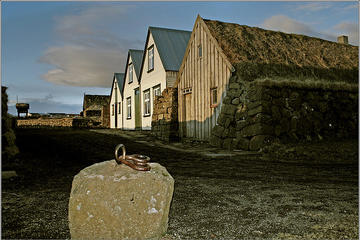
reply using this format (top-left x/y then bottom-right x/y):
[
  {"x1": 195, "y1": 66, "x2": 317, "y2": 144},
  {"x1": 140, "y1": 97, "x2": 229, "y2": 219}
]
[{"x1": 2, "y1": 129, "x2": 358, "y2": 239}]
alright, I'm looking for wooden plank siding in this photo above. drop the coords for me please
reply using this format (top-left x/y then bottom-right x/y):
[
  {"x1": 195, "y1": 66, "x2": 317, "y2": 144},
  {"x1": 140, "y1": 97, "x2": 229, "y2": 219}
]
[{"x1": 177, "y1": 16, "x2": 232, "y2": 140}]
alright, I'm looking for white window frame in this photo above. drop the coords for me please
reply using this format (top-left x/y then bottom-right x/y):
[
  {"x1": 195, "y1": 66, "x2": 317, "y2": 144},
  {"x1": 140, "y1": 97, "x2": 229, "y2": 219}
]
[
  {"x1": 118, "y1": 102, "x2": 121, "y2": 114},
  {"x1": 129, "y1": 63, "x2": 133, "y2": 83},
  {"x1": 112, "y1": 104, "x2": 115, "y2": 116},
  {"x1": 148, "y1": 46, "x2": 154, "y2": 71},
  {"x1": 144, "y1": 89, "x2": 151, "y2": 116},
  {"x1": 127, "y1": 97, "x2": 131, "y2": 119},
  {"x1": 153, "y1": 84, "x2": 161, "y2": 98},
  {"x1": 211, "y1": 88, "x2": 218, "y2": 106}
]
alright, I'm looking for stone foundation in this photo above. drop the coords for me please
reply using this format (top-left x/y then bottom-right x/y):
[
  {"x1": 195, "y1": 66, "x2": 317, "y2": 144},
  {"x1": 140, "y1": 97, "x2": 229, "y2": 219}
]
[
  {"x1": 210, "y1": 75, "x2": 358, "y2": 150},
  {"x1": 151, "y1": 88, "x2": 179, "y2": 141}
]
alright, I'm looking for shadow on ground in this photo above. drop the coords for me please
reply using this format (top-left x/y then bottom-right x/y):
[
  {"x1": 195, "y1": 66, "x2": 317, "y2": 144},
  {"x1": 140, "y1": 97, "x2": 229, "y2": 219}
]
[{"x1": 2, "y1": 128, "x2": 358, "y2": 239}]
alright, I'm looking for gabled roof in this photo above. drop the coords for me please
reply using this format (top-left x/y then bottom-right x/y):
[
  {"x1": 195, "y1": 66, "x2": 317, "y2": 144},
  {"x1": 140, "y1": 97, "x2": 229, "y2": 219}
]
[
  {"x1": 150, "y1": 27, "x2": 191, "y2": 71},
  {"x1": 110, "y1": 72, "x2": 125, "y2": 100},
  {"x1": 129, "y1": 49, "x2": 144, "y2": 78},
  {"x1": 202, "y1": 18, "x2": 358, "y2": 82},
  {"x1": 114, "y1": 73, "x2": 125, "y2": 91},
  {"x1": 83, "y1": 95, "x2": 109, "y2": 111},
  {"x1": 139, "y1": 26, "x2": 191, "y2": 82}
]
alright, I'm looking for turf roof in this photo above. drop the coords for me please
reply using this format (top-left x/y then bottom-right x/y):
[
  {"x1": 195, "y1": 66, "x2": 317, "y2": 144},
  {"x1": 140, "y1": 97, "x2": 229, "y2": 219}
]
[{"x1": 203, "y1": 19, "x2": 358, "y2": 83}]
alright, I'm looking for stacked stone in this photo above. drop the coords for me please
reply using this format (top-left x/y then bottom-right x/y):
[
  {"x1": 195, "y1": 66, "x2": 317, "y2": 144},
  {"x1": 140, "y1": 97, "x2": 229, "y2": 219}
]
[
  {"x1": 16, "y1": 118, "x2": 74, "y2": 128},
  {"x1": 151, "y1": 88, "x2": 179, "y2": 141},
  {"x1": 2, "y1": 86, "x2": 19, "y2": 163},
  {"x1": 210, "y1": 74, "x2": 358, "y2": 151}
]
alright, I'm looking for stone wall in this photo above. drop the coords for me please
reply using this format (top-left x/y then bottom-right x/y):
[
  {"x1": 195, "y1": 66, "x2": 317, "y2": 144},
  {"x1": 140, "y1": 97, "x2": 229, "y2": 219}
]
[
  {"x1": 16, "y1": 118, "x2": 74, "y2": 128},
  {"x1": 210, "y1": 75, "x2": 358, "y2": 150},
  {"x1": 151, "y1": 88, "x2": 179, "y2": 141},
  {"x1": 2, "y1": 86, "x2": 19, "y2": 163},
  {"x1": 101, "y1": 105, "x2": 110, "y2": 128}
]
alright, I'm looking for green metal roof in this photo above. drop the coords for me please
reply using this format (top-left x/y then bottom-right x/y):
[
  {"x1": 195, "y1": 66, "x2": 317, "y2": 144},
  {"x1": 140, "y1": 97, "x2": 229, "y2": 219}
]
[
  {"x1": 109, "y1": 73, "x2": 125, "y2": 99},
  {"x1": 114, "y1": 73, "x2": 125, "y2": 91},
  {"x1": 149, "y1": 26, "x2": 191, "y2": 71},
  {"x1": 129, "y1": 49, "x2": 144, "y2": 78}
]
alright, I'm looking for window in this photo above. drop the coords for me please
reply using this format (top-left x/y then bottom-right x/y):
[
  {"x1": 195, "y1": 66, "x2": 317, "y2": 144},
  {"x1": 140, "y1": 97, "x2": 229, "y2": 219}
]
[
  {"x1": 198, "y1": 44, "x2": 202, "y2": 58},
  {"x1": 153, "y1": 85, "x2": 161, "y2": 98},
  {"x1": 129, "y1": 64, "x2": 133, "y2": 83},
  {"x1": 211, "y1": 88, "x2": 218, "y2": 107},
  {"x1": 112, "y1": 104, "x2": 115, "y2": 116},
  {"x1": 127, "y1": 97, "x2": 131, "y2": 119},
  {"x1": 144, "y1": 90, "x2": 151, "y2": 116},
  {"x1": 118, "y1": 102, "x2": 121, "y2": 114},
  {"x1": 148, "y1": 45, "x2": 154, "y2": 71}
]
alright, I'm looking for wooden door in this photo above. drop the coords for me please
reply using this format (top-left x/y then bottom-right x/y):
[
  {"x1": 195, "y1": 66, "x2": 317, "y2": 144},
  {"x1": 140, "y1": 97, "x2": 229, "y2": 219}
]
[
  {"x1": 183, "y1": 93, "x2": 192, "y2": 137},
  {"x1": 134, "y1": 88, "x2": 141, "y2": 129}
]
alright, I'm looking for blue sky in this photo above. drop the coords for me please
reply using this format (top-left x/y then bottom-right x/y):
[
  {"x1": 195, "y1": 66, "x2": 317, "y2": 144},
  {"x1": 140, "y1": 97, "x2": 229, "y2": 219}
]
[{"x1": 1, "y1": 1, "x2": 358, "y2": 115}]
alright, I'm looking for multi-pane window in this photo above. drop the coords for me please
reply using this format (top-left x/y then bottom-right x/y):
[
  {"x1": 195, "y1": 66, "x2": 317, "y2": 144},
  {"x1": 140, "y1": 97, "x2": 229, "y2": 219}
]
[
  {"x1": 112, "y1": 104, "x2": 115, "y2": 116},
  {"x1": 129, "y1": 64, "x2": 133, "y2": 83},
  {"x1": 148, "y1": 46, "x2": 154, "y2": 71},
  {"x1": 118, "y1": 102, "x2": 121, "y2": 114},
  {"x1": 198, "y1": 44, "x2": 202, "y2": 58},
  {"x1": 153, "y1": 85, "x2": 161, "y2": 98},
  {"x1": 211, "y1": 88, "x2": 218, "y2": 106},
  {"x1": 127, "y1": 97, "x2": 131, "y2": 119},
  {"x1": 144, "y1": 90, "x2": 151, "y2": 116}
]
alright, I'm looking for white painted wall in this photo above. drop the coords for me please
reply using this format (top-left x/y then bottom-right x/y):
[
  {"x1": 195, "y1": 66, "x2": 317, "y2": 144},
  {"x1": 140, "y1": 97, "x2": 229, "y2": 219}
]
[
  {"x1": 140, "y1": 33, "x2": 167, "y2": 130},
  {"x1": 109, "y1": 77, "x2": 123, "y2": 129},
  {"x1": 123, "y1": 55, "x2": 140, "y2": 130}
]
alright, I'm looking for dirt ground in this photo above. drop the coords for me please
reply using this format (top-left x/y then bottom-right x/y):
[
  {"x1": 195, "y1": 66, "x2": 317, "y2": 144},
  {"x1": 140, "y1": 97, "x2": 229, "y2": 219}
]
[{"x1": 2, "y1": 128, "x2": 358, "y2": 239}]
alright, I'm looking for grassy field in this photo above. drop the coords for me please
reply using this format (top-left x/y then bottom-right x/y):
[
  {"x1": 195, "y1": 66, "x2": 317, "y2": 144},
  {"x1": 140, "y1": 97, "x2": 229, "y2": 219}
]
[{"x1": 2, "y1": 128, "x2": 358, "y2": 239}]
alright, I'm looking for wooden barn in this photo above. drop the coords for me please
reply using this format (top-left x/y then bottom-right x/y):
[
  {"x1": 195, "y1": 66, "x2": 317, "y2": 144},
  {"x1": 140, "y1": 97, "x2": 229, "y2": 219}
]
[
  {"x1": 176, "y1": 15, "x2": 234, "y2": 140},
  {"x1": 176, "y1": 15, "x2": 358, "y2": 145},
  {"x1": 109, "y1": 73, "x2": 125, "y2": 129}
]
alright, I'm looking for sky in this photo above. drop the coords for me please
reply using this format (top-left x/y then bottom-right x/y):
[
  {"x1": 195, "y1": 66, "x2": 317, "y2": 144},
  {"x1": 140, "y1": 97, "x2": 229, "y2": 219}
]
[{"x1": 1, "y1": 1, "x2": 358, "y2": 115}]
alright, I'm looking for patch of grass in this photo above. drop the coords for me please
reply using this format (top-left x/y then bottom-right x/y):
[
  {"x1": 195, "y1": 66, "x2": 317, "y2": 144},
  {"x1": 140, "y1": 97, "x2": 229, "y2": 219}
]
[{"x1": 252, "y1": 77, "x2": 358, "y2": 92}]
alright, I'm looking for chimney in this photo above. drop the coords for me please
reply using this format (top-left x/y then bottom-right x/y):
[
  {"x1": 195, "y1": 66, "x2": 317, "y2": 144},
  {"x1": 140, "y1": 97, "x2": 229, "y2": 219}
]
[{"x1": 337, "y1": 35, "x2": 348, "y2": 44}]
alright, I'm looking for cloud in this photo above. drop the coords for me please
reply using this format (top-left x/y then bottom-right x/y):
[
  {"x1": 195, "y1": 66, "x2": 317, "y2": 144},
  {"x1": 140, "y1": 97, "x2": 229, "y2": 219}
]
[
  {"x1": 39, "y1": 45, "x2": 128, "y2": 87},
  {"x1": 295, "y1": 3, "x2": 332, "y2": 12},
  {"x1": 333, "y1": 22, "x2": 359, "y2": 45},
  {"x1": 39, "y1": 5, "x2": 143, "y2": 87},
  {"x1": 262, "y1": 15, "x2": 336, "y2": 41},
  {"x1": 8, "y1": 95, "x2": 82, "y2": 115},
  {"x1": 342, "y1": 3, "x2": 358, "y2": 11}
]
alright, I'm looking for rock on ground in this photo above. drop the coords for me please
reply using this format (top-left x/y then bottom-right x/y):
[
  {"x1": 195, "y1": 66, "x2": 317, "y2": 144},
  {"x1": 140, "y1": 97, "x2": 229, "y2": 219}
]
[{"x1": 68, "y1": 160, "x2": 174, "y2": 240}]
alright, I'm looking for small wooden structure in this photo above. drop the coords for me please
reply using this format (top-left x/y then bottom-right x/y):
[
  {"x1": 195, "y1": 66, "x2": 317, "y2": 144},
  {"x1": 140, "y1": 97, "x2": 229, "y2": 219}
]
[
  {"x1": 16, "y1": 103, "x2": 30, "y2": 118},
  {"x1": 176, "y1": 15, "x2": 233, "y2": 140}
]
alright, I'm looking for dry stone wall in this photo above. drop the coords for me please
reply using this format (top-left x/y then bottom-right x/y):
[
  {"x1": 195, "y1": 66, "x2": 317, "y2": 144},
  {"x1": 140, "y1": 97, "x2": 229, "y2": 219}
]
[
  {"x1": 16, "y1": 117, "x2": 102, "y2": 128},
  {"x1": 210, "y1": 75, "x2": 358, "y2": 150},
  {"x1": 16, "y1": 118, "x2": 74, "y2": 128},
  {"x1": 151, "y1": 88, "x2": 179, "y2": 141}
]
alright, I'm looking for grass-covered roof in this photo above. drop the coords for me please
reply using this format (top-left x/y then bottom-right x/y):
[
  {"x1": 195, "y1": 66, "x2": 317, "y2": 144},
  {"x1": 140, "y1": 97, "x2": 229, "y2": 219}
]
[{"x1": 203, "y1": 19, "x2": 358, "y2": 83}]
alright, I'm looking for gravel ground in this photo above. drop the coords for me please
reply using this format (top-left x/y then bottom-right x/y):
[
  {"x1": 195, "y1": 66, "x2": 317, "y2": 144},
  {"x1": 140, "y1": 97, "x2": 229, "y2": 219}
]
[{"x1": 2, "y1": 128, "x2": 358, "y2": 239}]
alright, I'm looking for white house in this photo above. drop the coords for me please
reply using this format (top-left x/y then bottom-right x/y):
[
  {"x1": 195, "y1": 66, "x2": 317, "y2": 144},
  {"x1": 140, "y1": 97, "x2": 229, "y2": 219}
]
[
  {"x1": 122, "y1": 49, "x2": 144, "y2": 130},
  {"x1": 138, "y1": 26, "x2": 191, "y2": 130},
  {"x1": 109, "y1": 73, "x2": 125, "y2": 129}
]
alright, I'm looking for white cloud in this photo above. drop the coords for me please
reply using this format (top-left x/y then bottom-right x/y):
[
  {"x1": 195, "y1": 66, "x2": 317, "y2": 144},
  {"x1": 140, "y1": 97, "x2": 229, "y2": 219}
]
[
  {"x1": 333, "y1": 22, "x2": 359, "y2": 45},
  {"x1": 295, "y1": 3, "x2": 332, "y2": 12},
  {"x1": 342, "y1": 3, "x2": 358, "y2": 11},
  {"x1": 39, "y1": 45, "x2": 127, "y2": 87},
  {"x1": 40, "y1": 5, "x2": 142, "y2": 87},
  {"x1": 262, "y1": 15, "x2": 336, "y2": 41}
]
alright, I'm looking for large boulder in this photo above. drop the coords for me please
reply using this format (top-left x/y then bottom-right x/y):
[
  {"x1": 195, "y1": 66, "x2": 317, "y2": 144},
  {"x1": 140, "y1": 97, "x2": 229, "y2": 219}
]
[{"x1": 69, "y1": 160, "x2": 174, "y2": 240}]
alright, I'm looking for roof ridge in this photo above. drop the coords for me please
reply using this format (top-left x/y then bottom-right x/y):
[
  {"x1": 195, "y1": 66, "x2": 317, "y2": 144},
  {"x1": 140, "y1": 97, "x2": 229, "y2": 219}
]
[{"x1": 149, "y1": 26, "x2": 191, "y2": 33}]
